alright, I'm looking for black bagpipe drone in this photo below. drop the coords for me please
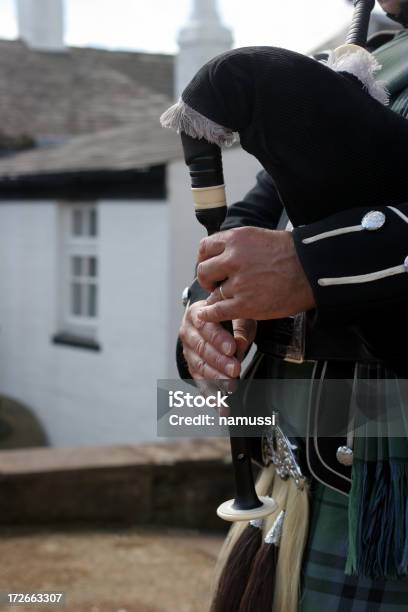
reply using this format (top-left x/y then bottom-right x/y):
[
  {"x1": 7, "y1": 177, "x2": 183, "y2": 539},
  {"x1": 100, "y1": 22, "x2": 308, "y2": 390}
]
[{"x1": 161, "y1": 1, "x2": 408, "y2": 611}]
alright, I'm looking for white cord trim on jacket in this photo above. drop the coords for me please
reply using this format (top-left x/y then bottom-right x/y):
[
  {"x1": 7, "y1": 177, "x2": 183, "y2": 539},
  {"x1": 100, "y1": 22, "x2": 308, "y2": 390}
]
[
  {"x1": 318, "y1": 263, "x2": 407, "y2": 287},
  {"x1": 302, "y1": 225, "x2": 362, "y2": 244},
  {"x1": 387, "y1": 206, "x2": 408, "y2": 225}
]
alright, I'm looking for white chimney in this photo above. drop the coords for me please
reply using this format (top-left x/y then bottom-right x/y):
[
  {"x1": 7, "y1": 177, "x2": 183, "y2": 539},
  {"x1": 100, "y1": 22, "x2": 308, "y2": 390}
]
[
  {"x1": 176, "y1": 0, "x2": 233, "y2": 98},
  {"x1": 17, "y1": 0, "x2": 65, "y2": 52}
]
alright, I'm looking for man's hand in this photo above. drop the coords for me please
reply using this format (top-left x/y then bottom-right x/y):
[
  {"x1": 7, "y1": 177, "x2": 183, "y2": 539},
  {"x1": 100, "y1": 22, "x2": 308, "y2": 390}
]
[
  {"x1": 179, "y1": 300, "x2": 257, "y2": 380},
  {"x1": 196, "y1": 227, "x2": 315, "y2": 324}
]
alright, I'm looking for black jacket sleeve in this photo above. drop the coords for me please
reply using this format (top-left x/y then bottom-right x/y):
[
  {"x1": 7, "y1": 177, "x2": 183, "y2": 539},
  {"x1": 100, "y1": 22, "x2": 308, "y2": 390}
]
[{"x1": 221, "y1": 169, "x2": 284, "y2": 231}]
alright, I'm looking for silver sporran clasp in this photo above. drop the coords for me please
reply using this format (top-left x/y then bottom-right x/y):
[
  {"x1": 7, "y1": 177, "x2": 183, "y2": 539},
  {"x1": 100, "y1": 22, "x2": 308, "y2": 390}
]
[{"x1": 263, "y1": 412, "x2": 306, "y2": 490}]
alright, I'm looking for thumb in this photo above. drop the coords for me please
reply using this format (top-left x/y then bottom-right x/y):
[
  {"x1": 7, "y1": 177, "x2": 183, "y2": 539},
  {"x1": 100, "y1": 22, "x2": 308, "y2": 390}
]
[{"x1": 233, "y1": 319, "x2": 257, "y2": 361}]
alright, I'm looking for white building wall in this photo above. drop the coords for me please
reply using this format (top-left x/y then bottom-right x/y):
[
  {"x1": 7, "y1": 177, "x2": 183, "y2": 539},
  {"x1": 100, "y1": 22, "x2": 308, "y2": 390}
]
[
  {"x1": 0, "y1": 199, "x2": 167, "y2": 446},
  {"x1": 167, "y1": 147, "x2": 262, "y2": 377}
]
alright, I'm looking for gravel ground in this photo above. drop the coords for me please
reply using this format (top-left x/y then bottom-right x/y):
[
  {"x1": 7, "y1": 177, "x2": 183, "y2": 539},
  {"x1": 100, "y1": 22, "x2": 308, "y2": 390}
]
[{"x1": 0, "y1": 526, "x2": 224, "y2": 612}]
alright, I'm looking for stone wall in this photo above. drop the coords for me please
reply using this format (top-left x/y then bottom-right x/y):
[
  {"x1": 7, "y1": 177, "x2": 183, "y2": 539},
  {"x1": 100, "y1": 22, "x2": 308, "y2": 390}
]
[{"x1": 0, "y1": 440, "x2": 233, "y2": 531}]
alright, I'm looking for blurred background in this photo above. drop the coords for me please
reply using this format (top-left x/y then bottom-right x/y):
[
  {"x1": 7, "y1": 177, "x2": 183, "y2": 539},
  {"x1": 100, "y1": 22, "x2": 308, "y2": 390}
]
[{"x1": 0, "y1": 1, "x2": 399, "y2": 610}]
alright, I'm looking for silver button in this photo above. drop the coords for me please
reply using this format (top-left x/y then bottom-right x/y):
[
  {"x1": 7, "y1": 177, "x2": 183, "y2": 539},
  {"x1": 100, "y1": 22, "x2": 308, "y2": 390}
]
[
  {"x1": 182, "y1": 286, "x2": 190, "y2": 307},
  {"x1": 404, "y1": 256, "x2": 408, "y2": 271},
  {"x1": 336, "y1": 445, "x2": 353, "y2": 466},
  {"x1": 362, "y1": 210, "x2": 386, "y2": 231}
]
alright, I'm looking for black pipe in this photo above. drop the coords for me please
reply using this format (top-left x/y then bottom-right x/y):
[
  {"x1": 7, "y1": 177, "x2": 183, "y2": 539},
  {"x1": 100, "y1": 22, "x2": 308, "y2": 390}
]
[
  {"x1": 181, "y1": 132, "x2": 262, "y2": 513},
  {"x1": 346, "y1": 0, "x2": 375, "y2": 46}
]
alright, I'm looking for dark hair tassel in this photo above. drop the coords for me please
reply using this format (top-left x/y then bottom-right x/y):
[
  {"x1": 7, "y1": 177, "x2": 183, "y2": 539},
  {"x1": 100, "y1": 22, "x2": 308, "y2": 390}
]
[
  {"x1": 210, "y1": 523, "x2": 263, "y2": 612},
  {"x1": 238, "y1": 541, "x2": 278, "y2": 612},
  {"x1": 238, "y1": 473, "x2": 289, "y2": 612}
]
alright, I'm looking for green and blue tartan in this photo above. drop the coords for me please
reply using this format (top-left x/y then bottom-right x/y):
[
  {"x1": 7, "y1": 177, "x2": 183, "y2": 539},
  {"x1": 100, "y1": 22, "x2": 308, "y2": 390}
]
[{"x1": 301, "y1": 483, "x2": 408, "y2": 611}]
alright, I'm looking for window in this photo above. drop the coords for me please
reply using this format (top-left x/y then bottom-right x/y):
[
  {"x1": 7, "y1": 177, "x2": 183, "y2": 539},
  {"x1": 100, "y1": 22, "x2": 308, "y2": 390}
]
[
  {"x1": 70, "y1": 254, "x2": 98, "y2": 318},
  {"x1": 55, "y1": 203, "x2": 100, "y2": 348}
]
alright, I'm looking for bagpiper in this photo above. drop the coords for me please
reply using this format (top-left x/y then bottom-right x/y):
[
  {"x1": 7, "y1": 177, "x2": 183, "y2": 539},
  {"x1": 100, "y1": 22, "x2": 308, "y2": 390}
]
[{"x1": 161, "y1": 0, "x2": 408, "y2": 609}]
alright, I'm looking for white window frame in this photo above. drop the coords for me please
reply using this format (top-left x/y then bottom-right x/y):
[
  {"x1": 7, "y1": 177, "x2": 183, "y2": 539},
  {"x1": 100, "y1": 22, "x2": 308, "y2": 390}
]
[{"x1": 59, "y1": 202, "x2": 99, "y2": 340}]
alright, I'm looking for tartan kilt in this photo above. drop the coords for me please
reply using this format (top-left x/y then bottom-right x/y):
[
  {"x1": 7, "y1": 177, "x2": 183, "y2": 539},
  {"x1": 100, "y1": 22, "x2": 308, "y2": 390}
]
[{"x1": 301, "y1": 483, "x2": 408, "y2": 611}]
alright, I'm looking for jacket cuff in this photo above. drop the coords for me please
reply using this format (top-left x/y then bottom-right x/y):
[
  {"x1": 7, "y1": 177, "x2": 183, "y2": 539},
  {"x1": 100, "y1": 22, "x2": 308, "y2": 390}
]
[{"x1": 292, "y1": 204, "x2": 408, "y2": 324}]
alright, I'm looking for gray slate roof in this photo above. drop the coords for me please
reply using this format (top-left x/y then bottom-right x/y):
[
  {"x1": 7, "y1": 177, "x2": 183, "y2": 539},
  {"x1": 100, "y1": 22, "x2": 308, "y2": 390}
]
[
  {"x1": 0, "y1": 114, "x2": 182, "y2": 176},
  {"x1": 0, "y1": 39, "x2": 180, "y2": 177},
  {"x1": 0, "y1": 39, "x2": 174, "y2": 139}
]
